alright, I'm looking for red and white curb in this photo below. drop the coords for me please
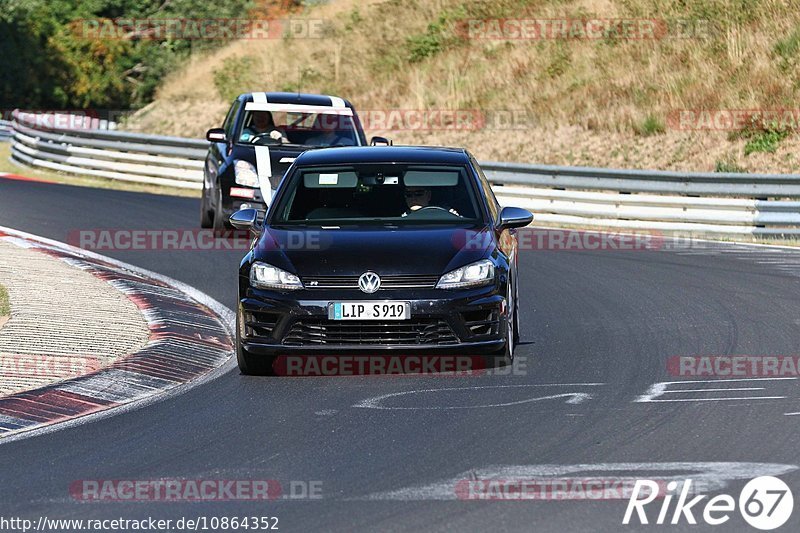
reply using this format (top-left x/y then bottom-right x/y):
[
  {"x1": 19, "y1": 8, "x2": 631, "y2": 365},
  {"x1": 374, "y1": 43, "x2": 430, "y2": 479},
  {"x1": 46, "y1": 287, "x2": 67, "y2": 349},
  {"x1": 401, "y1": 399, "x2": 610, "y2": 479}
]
[
  {"x1": 0, "y1": 226, "x2": 234, "y2": 441},
  {"x1": 0, "y1": 171, "x2": 55, "y2": 183}
]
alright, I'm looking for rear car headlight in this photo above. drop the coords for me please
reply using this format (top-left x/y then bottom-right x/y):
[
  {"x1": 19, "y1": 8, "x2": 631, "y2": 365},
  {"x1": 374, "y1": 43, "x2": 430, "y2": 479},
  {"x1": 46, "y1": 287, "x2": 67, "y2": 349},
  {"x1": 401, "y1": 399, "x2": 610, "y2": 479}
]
[
  {"x1": 436, "y1": 259, "x2": 495, "y2": 289},
  {"x1": 250, "y1": 262, "x2": 303, "y2": 290},
  {"x1": 234, "y1": 160, "x2": 259, "y2": 187}
]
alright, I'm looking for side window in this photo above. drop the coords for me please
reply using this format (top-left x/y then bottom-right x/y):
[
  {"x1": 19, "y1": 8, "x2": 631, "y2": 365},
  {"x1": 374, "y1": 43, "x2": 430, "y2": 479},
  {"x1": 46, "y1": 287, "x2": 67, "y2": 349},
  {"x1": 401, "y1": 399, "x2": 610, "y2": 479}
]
[
  {"x1": 222, "y1": 100, "x2": 241, "y2": 138},
  {"x1": 471, "y1": 156, "x2": 499, "y2": 221}
]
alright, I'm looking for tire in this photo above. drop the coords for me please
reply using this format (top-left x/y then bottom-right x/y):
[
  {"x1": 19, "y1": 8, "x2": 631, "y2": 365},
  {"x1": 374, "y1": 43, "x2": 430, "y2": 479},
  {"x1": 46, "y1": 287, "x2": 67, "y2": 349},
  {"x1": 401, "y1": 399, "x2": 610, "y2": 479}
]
[
  {"x1": 513, "y1": 275, "x2": 520, "y2": 345},
  {"x1": 200, "y1": 184, "x2": 213, "y2": 228},
  {"x1": 236, "y1": 313, "x2": 276, "y2": 376},
  {"x1": 212, "y1": 189, "x2": 227, "y2": 235},
  {"x1": 485, "y1": 277, "x2": 516, "y2": 368}
]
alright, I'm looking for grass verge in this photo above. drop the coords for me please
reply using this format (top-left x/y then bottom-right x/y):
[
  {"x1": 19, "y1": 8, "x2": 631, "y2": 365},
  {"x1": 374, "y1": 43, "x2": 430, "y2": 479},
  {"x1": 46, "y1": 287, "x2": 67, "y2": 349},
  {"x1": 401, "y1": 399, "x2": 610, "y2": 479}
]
[
  {"x1": 0, "y1": 143, "x2": 199, "y2": 198},
  {"x1": 0, "y1": 283, "x2": 9, "y2": 326},
  {"x1": 123, "y1": 0, "x2": 800, "y2": 173}
]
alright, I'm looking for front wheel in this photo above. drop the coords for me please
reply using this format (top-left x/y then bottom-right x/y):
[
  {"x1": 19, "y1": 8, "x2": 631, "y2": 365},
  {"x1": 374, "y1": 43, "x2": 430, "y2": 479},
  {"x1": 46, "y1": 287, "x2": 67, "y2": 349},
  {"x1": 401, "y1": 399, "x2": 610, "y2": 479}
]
[
  {"x1": 485, "y1": 279, "x2": 516, "y2": 368},
  {"x1": 485, "y1": 315, "x2": 514, "y2": 369}
]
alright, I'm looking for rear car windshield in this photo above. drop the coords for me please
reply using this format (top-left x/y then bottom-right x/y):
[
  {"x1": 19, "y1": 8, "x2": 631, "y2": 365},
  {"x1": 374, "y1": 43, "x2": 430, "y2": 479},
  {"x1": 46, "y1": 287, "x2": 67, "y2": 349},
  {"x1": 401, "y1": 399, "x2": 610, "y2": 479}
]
[
  {"x1": 269, "y1": 164, "x2": 484, "y2": 226},
  {"x1": 236, "y1": 110, "x2": 360, "y2": 147}
]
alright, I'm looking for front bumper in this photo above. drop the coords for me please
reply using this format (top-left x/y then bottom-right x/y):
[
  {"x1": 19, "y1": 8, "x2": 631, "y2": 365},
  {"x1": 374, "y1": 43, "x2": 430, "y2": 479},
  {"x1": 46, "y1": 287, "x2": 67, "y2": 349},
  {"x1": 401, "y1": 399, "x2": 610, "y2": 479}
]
[
  {"x1": 239, "y1": 284, "x2": 508, "y2": 356},
  {"x1": 222, "y1": 194, "x2": 266, "y2": 221}
]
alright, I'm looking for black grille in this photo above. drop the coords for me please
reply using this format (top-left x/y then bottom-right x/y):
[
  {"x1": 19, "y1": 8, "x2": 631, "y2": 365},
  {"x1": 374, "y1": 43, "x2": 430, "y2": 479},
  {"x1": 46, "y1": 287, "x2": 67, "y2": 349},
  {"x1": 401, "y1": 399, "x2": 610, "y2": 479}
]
[
  {"x1": 244, "y1": 310, "x2": 280, "y2": 340},
  {"x1": 461, "y1": 309, "x2": 500, "y2": 337},
  {"x1": 302, "y1": 274, "x2": 439, "y2": 290},
  {"x1": 283, "y1": 318, "x2": 459, "y2": 346}
]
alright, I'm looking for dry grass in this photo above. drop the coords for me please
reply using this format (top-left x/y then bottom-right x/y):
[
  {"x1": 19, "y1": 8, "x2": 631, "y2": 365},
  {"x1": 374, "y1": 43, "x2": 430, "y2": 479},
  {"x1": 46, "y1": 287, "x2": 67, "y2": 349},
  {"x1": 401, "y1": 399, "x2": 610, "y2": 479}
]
[{"x1": 124, "y1": 0, "x2": 800, "y2": 173}]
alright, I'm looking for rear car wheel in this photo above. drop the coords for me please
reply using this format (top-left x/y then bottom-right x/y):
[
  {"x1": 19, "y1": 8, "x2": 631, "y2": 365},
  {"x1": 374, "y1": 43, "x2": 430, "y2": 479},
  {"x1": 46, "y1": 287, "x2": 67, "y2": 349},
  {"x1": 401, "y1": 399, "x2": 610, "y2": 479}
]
[
  {"x1": 212, "y1": 189, "x2": 227, "y2": 234},
  {"x1": 236, "y1": 313, "x2": 276, "y2": 375},
  {"x1": 200, "y1": 185, "x2": 213, "y2": 228}
]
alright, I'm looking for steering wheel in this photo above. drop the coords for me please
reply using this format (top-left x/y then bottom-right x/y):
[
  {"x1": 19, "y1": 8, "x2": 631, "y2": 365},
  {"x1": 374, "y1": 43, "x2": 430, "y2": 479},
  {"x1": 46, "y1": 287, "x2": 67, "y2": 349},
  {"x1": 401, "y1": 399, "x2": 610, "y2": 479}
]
[
  {"x1": 410, "y1": 206, "x2": 463, "y2": 217},
  {"x1": 328, "y1": 134, "x2": 347, "y2": 146},
  {"x1": 249, "y1": 130, "x2": 285, "y2": 144}
]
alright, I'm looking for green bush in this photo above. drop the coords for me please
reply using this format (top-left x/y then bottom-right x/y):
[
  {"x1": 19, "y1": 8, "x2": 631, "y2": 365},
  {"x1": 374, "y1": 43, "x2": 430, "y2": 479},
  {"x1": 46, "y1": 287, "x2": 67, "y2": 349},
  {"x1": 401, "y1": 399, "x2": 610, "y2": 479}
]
[
  {"x1": 744, "y1": 129, "x2": 790, "y2": 155},
  {"x1": 633, "y1": 114, "x2": 666, "y2": 136},
  {"x1": 405, "y1": 5, "x2": 472, "y2": 64},
  {"x1": 714, "y1": 157, "x2": 747, "y2": 173},
  {"x1": 0, "y1": 0, "x2": 253, "y2": 110},
  {"x1": 213, "y1": 56, "x2": 260, "y2": 102},
  {"x1": 406, "y1": 16, "x2": 448, "y2": 63},
  {"x1": 774, "y1": 26, "x2": 800, "y2": 72},
  {"x1": 731, "y1": 114, "x2": 794, "y2": 156}
]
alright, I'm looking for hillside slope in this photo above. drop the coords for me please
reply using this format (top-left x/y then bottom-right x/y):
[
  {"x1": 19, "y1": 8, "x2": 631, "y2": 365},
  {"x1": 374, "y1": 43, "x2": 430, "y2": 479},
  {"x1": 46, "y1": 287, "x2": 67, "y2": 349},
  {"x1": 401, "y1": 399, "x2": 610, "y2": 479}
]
[{"x1": 125, "y1": 0, "x2": 800, "y2": 173}]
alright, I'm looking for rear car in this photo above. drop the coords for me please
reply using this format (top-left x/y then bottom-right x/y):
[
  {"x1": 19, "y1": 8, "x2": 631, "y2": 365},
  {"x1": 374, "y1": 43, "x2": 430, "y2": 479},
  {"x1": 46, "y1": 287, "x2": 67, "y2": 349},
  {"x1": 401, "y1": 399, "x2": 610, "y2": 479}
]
[
  {"x1": 201, "y1": 92, "x2": 376, "y2": 230},
  {"x1": 230, "y1": 146, "x2": 533, "y2": 375}
]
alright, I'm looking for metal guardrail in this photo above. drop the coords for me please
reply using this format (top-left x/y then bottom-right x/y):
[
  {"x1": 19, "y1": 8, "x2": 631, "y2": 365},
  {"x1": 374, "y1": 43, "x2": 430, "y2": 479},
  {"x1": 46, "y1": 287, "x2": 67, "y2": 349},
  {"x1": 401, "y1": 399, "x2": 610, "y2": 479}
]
[
  {"x1": 0, "y1": 120, "x2": 12, "y2": 141},
  {"x1": 483, "y1": 162, "x2": 800, "y2": 236},
  {"x1": 10, "y1": 111, "x2": 204, "y2": 190},
  {"x1": 8, "y1": 111, "x2": 800, "y2": 235}
]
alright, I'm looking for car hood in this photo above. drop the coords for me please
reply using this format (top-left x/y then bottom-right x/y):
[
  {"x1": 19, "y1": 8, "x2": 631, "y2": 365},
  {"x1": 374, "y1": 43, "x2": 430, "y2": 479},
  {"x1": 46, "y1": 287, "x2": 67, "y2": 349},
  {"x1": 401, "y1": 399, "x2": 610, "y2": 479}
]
[{"x1": 254, "y1": 225, "x2": 495, "y2": 277}]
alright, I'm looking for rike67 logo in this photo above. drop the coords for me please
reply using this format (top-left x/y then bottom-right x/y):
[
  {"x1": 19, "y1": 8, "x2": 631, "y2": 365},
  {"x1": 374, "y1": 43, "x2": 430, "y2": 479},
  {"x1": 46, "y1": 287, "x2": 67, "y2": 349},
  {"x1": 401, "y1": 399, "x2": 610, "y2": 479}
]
[{"x1": 623, "y1": 476, "x2": 793, "y2": 530}]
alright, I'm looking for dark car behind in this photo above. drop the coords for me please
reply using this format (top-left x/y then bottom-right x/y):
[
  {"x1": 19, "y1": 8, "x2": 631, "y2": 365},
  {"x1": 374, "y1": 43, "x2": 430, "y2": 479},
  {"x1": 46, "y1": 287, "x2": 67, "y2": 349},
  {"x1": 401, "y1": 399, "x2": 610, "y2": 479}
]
[{"x1": 201, "y1": 92, "x2": 369, "y2": 230}]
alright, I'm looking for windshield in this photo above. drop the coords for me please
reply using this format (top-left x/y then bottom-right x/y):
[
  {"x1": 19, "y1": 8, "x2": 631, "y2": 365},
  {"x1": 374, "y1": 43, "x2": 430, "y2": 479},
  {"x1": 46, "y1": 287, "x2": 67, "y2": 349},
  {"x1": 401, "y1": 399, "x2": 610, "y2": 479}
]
[
  {"x1": 269, "y1": 164, "x2": 484, "y2": 226},
  {"x1": 236, "y1": 110, "x2": 360, "y2": 147}
]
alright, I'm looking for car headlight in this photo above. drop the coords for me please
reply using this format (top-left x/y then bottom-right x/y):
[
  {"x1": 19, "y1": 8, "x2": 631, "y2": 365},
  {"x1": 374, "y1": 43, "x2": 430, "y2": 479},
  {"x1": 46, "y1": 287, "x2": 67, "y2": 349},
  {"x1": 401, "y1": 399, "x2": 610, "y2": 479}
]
[
  {"x1": 436, "y1": 259, "x2": 495, "y2": 289},
  {"x1": 234, "y1": 160, "x2": 259, "y2": 187},
  {"x1": 250, "y1": 262, "x2": 303, "y2": 290}
]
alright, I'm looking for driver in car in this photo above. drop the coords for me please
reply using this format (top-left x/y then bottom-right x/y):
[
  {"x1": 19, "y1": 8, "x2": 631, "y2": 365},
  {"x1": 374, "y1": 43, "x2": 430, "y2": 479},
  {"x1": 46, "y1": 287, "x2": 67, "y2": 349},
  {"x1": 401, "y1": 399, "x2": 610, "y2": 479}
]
[
  {"x1": 402, "y1": 186, "x2": 460, "y2": 217},
  {"x1": 240, "y1": 111, "x2": 287, "y2": 144}
]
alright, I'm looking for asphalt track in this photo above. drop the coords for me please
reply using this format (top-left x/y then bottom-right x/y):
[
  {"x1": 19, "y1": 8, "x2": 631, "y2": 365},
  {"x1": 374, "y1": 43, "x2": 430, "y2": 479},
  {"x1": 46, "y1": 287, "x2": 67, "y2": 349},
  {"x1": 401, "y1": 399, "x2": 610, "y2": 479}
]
[{"x1": 2, "y1": 176, "x2": 800, "y2": 532}]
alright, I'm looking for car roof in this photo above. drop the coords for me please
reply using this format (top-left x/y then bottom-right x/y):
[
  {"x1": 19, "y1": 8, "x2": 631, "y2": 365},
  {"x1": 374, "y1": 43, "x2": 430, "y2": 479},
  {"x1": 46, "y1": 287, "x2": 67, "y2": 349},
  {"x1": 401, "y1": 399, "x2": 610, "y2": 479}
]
[
  {"x1": 293, "y1": 146, "x2": 471, "y2": 166},
  {"x1": 237, "y1": 92, "x2": 355, "y2": 109}
]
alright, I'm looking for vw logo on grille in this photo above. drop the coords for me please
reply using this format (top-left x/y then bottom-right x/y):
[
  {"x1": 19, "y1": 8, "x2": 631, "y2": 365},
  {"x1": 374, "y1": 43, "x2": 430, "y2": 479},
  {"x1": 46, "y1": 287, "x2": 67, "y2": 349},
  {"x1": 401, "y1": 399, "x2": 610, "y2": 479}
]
[{"x1": 358, "y1": 272, "x2": 381, "y2": 294}]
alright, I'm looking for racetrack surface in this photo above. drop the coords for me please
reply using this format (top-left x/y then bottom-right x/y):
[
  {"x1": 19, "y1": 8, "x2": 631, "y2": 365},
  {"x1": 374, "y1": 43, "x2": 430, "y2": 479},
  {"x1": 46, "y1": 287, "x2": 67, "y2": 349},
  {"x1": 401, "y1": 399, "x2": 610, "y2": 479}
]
[{"x1": 2, "y1": 177, "x2": 800, "y2": 531}]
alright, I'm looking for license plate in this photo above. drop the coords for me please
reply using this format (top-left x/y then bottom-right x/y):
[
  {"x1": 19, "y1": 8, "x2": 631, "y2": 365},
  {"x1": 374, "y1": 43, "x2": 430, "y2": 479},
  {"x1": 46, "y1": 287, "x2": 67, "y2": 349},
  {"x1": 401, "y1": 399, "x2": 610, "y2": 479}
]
[{"x1": 329, "y1": 301, "x2": 410, "y2": 320}]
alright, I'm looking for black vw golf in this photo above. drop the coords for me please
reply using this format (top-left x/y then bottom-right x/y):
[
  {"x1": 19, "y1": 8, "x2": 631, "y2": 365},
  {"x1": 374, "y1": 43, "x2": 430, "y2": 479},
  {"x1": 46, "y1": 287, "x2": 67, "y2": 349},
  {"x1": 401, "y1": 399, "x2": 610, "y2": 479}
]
[{"x1": 230, "y1": 146, "x2": 533, "y2": 375}]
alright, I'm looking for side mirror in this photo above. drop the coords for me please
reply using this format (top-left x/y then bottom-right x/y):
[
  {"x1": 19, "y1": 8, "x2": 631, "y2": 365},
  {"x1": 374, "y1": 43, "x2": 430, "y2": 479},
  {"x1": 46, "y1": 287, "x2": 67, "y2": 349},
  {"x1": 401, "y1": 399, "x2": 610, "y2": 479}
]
[
  {"x1": 370, "y1": 136, "x2": 392, "y2": 146},
  {"x1": 206, "y1": 128, "x2": 227, "y2": 142},
  {"x1": 229, "y1": 208, "x2": 261, "y2": 234},
  {"x1": 497, "y1": 206, "x2": 533, "y2": 230}
]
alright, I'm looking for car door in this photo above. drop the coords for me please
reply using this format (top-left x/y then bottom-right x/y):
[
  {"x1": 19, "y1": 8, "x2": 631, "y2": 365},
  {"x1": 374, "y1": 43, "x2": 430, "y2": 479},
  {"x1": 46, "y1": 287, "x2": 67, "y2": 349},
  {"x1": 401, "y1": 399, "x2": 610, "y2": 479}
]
[{"x1": 205, "y1": 99, "x2": 241, "y2": 191}]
